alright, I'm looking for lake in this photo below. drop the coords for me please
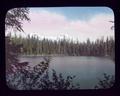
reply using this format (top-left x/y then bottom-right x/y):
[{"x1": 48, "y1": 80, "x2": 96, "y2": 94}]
[{"x1": 19, "y1": 56, "x2": 115, "y2": 89}]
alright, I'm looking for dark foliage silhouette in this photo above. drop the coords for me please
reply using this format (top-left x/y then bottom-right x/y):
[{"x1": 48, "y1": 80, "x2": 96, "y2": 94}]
[
  {"x1": 95, "y1": 73, "x2": 115, "y2": 89},
  {"x1": 5, "y1": 8, "x2": 30, "y2": 74},
  {"x1": 5, "y1": 8, "x2": 30, "y2": 32},
  {"x1": 6, "y1": 59, "x2": 80, "y2": 90}
]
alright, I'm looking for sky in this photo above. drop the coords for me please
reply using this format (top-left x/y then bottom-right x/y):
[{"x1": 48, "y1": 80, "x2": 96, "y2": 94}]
[{"x1": 7, "y1": 7, "x2": 114, "y2": 42}]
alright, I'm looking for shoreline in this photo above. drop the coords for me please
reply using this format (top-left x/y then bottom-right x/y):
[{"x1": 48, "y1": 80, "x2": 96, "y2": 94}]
[
  {"x1": 19, "y1": 54, "x2": 113, "y2": 59},
  {"x1": 19, "y1": 54, "x2": 65, "y2": 57}
]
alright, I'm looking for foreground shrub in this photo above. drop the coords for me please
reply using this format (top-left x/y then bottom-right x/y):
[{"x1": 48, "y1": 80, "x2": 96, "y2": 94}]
[
  {"x1": 95, "y1": 73, "x2": 115, "y2": 89},
  {"x1": 6, "y1": 62, "x2": 80, "y2": 90}
]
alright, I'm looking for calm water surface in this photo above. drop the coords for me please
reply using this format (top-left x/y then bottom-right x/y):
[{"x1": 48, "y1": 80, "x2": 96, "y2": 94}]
[{"x1": 19, "y1": 56, "x2": 115, "y2": 89}]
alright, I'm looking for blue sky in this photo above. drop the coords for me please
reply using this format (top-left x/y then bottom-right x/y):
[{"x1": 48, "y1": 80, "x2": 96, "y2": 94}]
[
  {"x1": 7, "y1": 7, "x2": 114, "y2": 42},
  {"x1": 30, "y1": 7, "x2": 113, "y2": 21}
]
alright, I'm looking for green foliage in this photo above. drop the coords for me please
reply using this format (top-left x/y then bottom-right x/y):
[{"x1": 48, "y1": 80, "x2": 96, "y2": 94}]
[
  {"x1": 10, "y1": 34, "x2": 115, "y2": 60},
  {"x1": 95, "y1": 73, "x2": 115, "y2": 89}
]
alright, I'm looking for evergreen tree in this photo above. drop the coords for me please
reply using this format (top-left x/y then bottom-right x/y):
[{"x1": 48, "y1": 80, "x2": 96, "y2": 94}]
[{"x1": 5, "y1": 8, "x2": 30, "y2": 74}]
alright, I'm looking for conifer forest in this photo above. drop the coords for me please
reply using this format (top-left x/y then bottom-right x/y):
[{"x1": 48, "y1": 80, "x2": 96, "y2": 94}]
[
  {"x1": 5, "y1": 7, "x2": 115, "y2": 90},
  {"x1": 10, "y1": 34, "x2": 115, "y2": 60}
]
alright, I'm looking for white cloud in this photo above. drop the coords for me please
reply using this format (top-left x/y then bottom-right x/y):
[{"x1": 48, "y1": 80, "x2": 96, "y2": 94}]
[{"x1": 17, "y1": 10, "x2": 114, "y2": 42}]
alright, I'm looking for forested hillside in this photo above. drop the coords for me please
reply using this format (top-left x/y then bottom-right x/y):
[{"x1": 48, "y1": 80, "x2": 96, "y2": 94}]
[{"x1": 10, "y1": 34, "x2": 115, "y2": 59}]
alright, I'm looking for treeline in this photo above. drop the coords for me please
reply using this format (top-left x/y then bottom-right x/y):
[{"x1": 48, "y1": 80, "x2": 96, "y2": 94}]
[{"x1": 10, "y1": 34, "x2": 115, "y2": 58}]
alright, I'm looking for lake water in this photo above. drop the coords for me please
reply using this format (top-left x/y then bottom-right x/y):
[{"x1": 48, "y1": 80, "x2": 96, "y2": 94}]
[{"x1": 19, "y1": 56, "x2": 115, "y2": 89}]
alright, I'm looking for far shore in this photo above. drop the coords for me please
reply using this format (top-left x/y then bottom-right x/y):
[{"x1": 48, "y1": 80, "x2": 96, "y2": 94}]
[
  {"x1": 19, "y1": 54, "x2": 67, "y2": 57},
  {"x1": 19, "y1": 54, "x2": 114, "y2": 59}
]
